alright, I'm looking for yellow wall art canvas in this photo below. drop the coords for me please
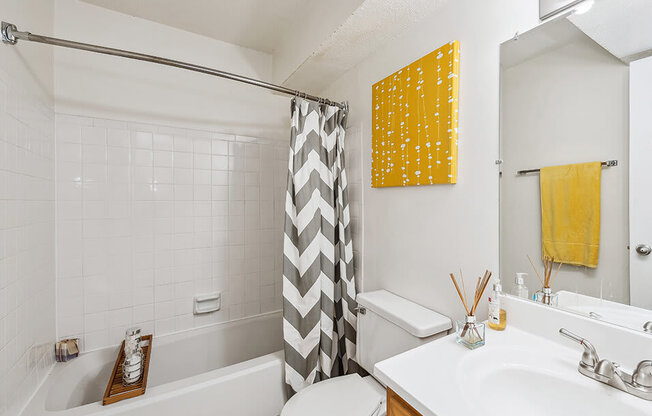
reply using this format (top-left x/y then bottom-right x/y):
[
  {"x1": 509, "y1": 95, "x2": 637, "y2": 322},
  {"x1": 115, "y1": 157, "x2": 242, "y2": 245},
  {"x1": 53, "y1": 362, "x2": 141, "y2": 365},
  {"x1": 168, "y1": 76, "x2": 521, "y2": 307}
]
[{"x1": 372, "y1": 40, "x2": 460, "y2": 187}]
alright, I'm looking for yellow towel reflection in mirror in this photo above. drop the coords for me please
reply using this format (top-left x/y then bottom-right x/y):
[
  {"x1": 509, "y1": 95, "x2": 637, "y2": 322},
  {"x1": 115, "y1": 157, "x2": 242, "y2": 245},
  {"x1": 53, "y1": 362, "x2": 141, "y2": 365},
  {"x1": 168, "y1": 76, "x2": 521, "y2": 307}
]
[{"x1": 540, "y1": 161, "x2": 601, "y2": 268}]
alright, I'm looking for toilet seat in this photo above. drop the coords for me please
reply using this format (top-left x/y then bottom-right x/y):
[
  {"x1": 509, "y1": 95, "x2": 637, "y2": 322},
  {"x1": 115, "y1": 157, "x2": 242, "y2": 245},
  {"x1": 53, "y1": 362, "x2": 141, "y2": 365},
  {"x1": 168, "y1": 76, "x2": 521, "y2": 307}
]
[{"x1": 281, "y1": 374, "x2": 386, "y2": 416}]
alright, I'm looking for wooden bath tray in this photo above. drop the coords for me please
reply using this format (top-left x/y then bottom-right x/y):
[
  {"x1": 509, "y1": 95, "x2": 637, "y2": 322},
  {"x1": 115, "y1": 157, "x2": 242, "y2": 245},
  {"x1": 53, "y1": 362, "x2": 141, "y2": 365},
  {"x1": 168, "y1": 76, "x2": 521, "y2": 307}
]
[{"x1": 102, "y1": 334, "x2": 152, "y2": 405}]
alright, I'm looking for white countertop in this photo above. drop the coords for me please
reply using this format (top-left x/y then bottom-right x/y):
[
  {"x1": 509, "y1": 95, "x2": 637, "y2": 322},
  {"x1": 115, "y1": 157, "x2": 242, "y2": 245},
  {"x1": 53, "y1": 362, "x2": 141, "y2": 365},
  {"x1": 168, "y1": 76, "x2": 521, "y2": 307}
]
[{"x1": 373, "y1": 325, "x2": 652, "y2": 416}]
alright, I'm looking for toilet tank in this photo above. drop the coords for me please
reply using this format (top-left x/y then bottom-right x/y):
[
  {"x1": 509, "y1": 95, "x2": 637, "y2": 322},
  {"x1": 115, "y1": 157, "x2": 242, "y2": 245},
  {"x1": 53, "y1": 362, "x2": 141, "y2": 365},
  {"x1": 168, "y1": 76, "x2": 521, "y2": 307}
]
[{"x1": 356, "y1": 290, "x2": 452, "y2": 375}]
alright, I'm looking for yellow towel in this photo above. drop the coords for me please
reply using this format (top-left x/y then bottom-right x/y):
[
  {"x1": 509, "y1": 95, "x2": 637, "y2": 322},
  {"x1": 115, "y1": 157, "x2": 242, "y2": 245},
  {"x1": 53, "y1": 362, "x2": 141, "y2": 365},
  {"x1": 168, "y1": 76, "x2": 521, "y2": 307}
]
[{"x1": 540, "y1": 162, "x2": 601, "y2": 268}]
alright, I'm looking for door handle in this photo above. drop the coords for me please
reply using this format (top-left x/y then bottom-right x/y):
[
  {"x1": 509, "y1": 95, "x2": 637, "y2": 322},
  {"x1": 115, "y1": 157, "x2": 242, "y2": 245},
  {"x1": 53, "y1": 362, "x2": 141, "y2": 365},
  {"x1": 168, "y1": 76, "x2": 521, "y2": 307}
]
[{"x1": 636, "y1": 244, "x2": 652, "y2": 256}]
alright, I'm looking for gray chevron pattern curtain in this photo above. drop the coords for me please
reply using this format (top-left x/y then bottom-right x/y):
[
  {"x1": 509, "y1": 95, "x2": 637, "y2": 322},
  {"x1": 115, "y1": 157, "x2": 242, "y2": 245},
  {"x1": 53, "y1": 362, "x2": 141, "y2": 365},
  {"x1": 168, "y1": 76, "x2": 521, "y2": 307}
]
[{"x1": 283, "y1": 98, "x2": 358, "y2": 396}]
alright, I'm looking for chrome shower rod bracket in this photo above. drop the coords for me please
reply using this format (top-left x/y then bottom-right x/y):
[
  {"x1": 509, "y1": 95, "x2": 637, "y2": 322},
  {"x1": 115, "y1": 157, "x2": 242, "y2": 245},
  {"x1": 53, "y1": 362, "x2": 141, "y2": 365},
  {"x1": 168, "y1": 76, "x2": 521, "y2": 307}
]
[
  {"x1": 1, "y1": 21, "x2": 347, "y2": 109},
  {"x1": 2, "y1": 22, "x2": 17, "y2": 44}
]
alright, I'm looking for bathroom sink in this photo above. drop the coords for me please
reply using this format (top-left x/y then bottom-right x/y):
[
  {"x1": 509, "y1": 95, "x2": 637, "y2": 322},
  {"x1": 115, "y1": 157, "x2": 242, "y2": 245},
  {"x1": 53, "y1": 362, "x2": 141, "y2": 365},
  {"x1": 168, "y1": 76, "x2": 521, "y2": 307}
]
[
  {"x1": 374, "y1": 326, "x2": 652, "y2": 416},
  {"x1": 458, "y1": 345, "x2": 647, "y2": 416},
  {"x1": 470, "y1": 366, "x2": 646, "y2": 416}
]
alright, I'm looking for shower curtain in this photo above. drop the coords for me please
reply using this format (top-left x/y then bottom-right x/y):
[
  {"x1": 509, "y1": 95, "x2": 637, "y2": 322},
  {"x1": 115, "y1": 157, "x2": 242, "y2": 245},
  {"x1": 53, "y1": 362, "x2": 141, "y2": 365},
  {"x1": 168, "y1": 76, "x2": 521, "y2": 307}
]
[{"x1": 283, "y1": 98, "x2": 358, "y2": 396}]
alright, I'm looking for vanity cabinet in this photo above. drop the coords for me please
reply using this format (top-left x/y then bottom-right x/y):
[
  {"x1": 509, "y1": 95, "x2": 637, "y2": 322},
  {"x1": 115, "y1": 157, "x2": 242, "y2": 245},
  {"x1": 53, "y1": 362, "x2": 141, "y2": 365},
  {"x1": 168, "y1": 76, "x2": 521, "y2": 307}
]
[{"x1": 387, "y1": 388, "x2": 423, "y2": 416}]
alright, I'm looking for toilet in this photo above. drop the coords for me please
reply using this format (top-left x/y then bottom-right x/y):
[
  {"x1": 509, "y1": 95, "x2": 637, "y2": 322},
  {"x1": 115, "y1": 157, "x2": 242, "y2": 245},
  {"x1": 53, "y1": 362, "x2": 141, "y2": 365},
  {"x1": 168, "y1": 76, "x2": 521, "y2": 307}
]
[{"x1": 281, "y1": 289, "x2": 452, "y2": 416}]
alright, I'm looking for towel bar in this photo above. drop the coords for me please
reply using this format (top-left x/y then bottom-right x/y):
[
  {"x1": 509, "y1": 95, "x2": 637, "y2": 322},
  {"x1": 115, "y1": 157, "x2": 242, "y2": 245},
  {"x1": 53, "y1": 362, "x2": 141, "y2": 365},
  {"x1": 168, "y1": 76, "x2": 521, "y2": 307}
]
[{"x1": 516, "y1": 159, "x2": 617, "y2": 175}]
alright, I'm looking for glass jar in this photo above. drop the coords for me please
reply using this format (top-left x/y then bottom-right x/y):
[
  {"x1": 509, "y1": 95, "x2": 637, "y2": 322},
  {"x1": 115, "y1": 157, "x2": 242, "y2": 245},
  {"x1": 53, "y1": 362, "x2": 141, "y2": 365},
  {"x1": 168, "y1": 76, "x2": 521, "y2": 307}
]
[
  {"x1": 455, "y1": 315, "x2": 485, "y2": 350},
  {"x1": 122, "y1": 327, "x2": 143, "y2": 386},
  {"x1": 124, "y1": 327, "x2": 142, "y2": 351},
  {"x1": 534, "y1": 287, "x2": 559, "y2": 306},
  {"x1": 122, "y1": 350, "x2": 143, "y2": 385}
]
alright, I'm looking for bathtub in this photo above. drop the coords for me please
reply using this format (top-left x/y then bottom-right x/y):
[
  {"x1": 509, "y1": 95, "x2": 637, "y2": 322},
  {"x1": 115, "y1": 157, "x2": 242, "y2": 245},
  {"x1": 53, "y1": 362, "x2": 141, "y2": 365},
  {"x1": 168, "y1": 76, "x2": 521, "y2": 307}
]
[{"x1": 22, "y1": 312, "x2": 286, "y2": 416}]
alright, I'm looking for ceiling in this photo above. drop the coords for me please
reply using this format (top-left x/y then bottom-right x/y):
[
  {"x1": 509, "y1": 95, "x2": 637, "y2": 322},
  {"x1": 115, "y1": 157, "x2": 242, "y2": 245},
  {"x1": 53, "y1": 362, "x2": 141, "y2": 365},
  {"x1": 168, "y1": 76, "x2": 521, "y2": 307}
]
[
  {"x1": 502, "y1": 0, "x2": 652, "y2": 68},
  {"x1": 568, "y1": 0, "x2": 652, "y2": 62},
  {"x1": 283, "y1": 0, "x2": 451, "y2": 92},
  {"x1": 81, "y1": 0, "x2": 451, "y2": 94},
  {"x1": 500, "y1": 18, "x2": 587, "y2": 69},
  {"x1": 81, "y1": 0, "x2": 348, "y2": 54}
]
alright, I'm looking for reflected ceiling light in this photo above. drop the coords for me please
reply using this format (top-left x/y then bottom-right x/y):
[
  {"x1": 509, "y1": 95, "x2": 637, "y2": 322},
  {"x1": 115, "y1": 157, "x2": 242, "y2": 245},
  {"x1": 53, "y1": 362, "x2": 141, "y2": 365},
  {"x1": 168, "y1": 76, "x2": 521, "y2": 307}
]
[{"x1": 574, "y1": 0, "x2": 595, "y2": 15}]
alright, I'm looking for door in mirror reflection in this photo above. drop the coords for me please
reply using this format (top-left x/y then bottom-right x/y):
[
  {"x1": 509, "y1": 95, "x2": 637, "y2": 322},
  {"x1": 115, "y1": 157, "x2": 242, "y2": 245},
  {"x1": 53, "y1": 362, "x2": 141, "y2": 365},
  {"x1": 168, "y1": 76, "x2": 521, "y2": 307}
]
[{"x1": 630, "y1": 55, "x2": 652, "y2": 310}]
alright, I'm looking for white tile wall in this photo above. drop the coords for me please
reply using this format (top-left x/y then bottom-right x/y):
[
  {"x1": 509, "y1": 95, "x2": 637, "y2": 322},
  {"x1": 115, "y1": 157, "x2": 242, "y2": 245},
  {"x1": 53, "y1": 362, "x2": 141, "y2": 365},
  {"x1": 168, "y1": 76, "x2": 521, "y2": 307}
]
[
  {"x1": 55, "y1": 115, "x2": 287, "y2": 350},
  {"x1": 0, "y1": 70, "x2": 56, "y2": 415}
]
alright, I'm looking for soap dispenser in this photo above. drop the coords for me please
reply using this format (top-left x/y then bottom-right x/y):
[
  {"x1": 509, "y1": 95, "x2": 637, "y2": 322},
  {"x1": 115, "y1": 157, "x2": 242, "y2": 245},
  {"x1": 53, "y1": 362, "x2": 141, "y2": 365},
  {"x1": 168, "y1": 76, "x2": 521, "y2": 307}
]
[
  {"x1": 488, "y1": 277, "x2": 506, "y2": 331},
  {"x1": 511, "y1": 273, "x2": 529, "y2": 299}
]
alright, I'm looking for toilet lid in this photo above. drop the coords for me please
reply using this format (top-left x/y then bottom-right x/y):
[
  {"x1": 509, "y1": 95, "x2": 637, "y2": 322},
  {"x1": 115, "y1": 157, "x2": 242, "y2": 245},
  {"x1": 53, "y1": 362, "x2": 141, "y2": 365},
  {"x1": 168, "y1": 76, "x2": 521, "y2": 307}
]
[{"x1": 281, "y1": 374, "x2": 385, "y2": 416}]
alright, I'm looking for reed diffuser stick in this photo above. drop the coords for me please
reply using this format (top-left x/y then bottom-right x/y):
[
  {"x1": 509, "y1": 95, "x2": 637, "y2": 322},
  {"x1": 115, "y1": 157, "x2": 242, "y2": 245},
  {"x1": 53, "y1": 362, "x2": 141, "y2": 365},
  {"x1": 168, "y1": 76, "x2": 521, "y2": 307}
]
[
  {"x1": 527, "y1": 255, "x2": 545, "y2": 287},
  {"x1": 470, "y1": 271, "x2": 491, "y2": 316},
  {"x1": 529, "y1": 255, "x2": 563, "y2": 289},
  {"x1": 543, "y1": 256, "x2": 555, "y2": 287},
  {"x1": 449, "y1": 273, "x2": 470, "y2": 315},
  {"x1": 473, "y1": 276, "x2": 481, "y2": 308},
  {"x1": 449, "y1": 270, "x2": 492, "y2": 315},
  {"x1": 550, "y1": 261, "x2": 563, "y2": 286},
  {"x1": 459, "y1": 269, "x2": 469, "y2": 312},
  {"x1": 547, "y1": 257, "x2": 554, "y2": 286}
]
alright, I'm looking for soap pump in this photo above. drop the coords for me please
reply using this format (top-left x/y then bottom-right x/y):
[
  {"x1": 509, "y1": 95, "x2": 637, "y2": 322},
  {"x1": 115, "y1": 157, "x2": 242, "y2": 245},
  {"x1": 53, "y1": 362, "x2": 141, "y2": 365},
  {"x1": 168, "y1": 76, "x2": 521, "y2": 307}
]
[
  {"x1": 488, "y1": 277, "x2": 506, "y2": 331},
  {"x1": 512, "y1": 272, "x2": 529, "y2": 299}
]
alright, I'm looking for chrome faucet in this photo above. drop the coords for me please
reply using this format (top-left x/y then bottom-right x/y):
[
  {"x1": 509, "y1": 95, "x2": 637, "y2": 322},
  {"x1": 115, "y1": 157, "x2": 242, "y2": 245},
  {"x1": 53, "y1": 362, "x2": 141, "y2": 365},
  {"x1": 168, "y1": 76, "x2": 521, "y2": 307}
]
[
  {"x1": 559, "y1": 328, "x2": 652, "y2": 400},
  {"x1": 643, "y1": 321, "x2": 652, "y2": 334}
]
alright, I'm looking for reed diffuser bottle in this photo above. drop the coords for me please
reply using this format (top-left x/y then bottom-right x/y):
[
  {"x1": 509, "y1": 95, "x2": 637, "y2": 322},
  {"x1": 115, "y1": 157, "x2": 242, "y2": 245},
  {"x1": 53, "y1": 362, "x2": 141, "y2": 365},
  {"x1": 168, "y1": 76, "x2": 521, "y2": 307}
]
[
  {"x1": 528, "y1": 255, "x2": 562, "y2": 307},
  {"x1": 449, "y1": 270, "x2": 492, "y2": 350}
]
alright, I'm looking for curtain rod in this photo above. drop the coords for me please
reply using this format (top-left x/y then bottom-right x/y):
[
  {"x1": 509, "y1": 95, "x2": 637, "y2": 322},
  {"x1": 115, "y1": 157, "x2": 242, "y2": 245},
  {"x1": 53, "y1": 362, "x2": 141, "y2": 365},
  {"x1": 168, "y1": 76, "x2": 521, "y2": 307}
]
[
  {"x1": 516, "y1": 159, "x2": 618, "y2": 175},
  {"x1": 1, "y1": 21, "x2": 346, "y2": 110}
]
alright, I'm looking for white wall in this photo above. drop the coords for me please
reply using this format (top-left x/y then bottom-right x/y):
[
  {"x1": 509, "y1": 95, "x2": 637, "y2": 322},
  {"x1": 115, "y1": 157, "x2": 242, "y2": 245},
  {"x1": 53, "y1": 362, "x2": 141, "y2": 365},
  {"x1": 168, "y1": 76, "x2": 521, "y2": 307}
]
[
  {"x1": 0, "y1": 1, "x2": 56, "y2": 415},
  {"x1": 320, "y1": 0, "x2": 540, "y2": 323},
  {"x1": 53, "y1": 0, "x2": 288, "y2": 139},
  {"x1": 500, "y1": 24, "x2": 629, "y2": 302},
  {"x1": 55, "y1": 115, "x2": 286, "y2": 351}
]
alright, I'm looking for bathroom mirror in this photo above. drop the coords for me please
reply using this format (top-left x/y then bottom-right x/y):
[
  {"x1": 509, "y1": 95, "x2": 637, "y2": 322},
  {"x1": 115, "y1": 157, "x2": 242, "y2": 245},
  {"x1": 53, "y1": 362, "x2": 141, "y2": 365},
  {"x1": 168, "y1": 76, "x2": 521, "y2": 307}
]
[{"x1": 499, "y1": 0, "x2": 652, "y2": 333}]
